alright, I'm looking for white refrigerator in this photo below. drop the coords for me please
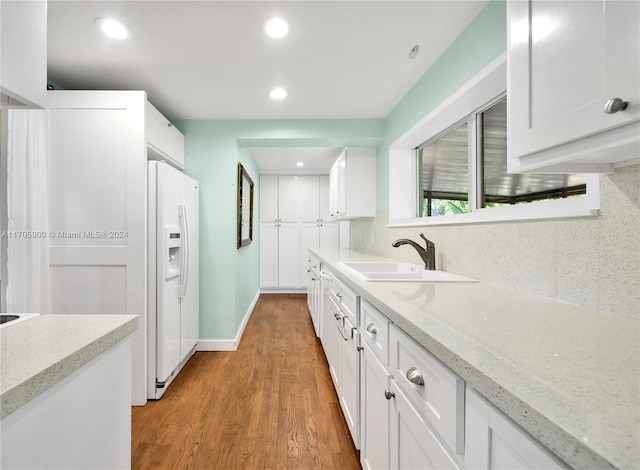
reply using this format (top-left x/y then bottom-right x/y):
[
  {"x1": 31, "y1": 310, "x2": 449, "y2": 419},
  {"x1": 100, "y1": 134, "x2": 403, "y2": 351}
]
[{"x1": 147, "y1": 161, "x2": 199, "y2": 399}]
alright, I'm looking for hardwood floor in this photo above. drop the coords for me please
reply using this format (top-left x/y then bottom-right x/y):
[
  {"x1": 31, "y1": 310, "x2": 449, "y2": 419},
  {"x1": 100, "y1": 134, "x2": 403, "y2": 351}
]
[{"x1": 132, "y1": 294, "x2": 361, "y2": 470}]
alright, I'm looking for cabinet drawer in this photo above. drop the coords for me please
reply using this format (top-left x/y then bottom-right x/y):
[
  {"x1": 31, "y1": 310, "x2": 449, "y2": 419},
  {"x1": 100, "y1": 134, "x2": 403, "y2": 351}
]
[
  {"x1": 330, "y1": 275, "x2": 358, "y2": 326},
  {"x1": 389, "y1": 325, "x2": 464, "y2": 455},
  {"x1": 361, "y1": 299, "x2": 390, "y2": 366}
]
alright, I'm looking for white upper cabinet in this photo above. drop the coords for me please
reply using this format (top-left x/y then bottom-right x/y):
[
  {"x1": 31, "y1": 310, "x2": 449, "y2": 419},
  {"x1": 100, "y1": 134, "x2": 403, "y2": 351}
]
[
  {"x1": 145, "y1": 101, "x2": 185, "y2": 169},
  {"x1": 507, "y1": 0, "x2": 640, "y2": 173},
  {"x1": 277, "y1": 176, "x2": 299, "y2": 222},
  {"x1": 297, "y1": 176, "x2": 321, "y2": 222},
  {"x1": 319, "y1": 175, "x2": 331, "y2": 221},
  {"x1": 329, "y1": 148, "x2": 376, "y2": 219},
  {"x1": 259, "y1": 175, "x2": 279, "y2": 222},
  {"x1": 0, "y1": 0, "x2": 46, "y2": 108}
]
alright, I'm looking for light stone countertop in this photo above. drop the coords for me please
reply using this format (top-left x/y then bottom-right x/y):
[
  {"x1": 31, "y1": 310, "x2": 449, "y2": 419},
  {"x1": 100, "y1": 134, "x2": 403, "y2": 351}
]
[
  {"x1": 311, "y1": 247, "x2": 639, "y2": 470},
  {"x1": 0, "y1": 314, "x2": 138, "y2": 419}
]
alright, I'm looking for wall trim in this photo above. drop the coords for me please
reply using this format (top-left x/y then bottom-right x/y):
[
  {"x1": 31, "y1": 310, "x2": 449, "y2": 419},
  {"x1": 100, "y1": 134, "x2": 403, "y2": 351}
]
[
  {"x1": 197, "y1": 290, "x2": 260, "y2": 352},
  {"x1": 259, "y1": 288, "x2": 307, "y2": 294}
]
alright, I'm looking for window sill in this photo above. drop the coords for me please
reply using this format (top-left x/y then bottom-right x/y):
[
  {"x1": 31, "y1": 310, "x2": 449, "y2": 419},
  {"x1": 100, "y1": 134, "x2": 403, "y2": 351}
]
[{"x1": 389, "y1": 195, "x2": 600, "y2": 227}]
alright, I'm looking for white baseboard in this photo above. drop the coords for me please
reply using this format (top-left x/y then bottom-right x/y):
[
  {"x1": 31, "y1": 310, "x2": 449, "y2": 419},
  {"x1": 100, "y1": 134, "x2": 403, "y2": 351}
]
[
  {"x1": 197, "y1": 290, "x2": 260, "y2": 352},
  {"x1": 260, "y1": 288, "x2": 307, "y2": 294}
]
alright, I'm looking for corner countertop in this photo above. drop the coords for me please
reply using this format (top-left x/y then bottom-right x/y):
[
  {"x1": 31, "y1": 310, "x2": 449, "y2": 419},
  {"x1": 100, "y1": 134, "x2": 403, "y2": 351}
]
[
  {"x1": 310, "y1": 248, "x2": 639, "y2": 470},
  {"x1": 0, "y1": 314, "x2": 138, "y2": 419}
]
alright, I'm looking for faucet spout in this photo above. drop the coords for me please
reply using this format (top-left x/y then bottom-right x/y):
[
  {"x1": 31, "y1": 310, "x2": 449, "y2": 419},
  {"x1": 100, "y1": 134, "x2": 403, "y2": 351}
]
[{"x1": 391, "y1": 233, "x2": 436, "y2": 270}]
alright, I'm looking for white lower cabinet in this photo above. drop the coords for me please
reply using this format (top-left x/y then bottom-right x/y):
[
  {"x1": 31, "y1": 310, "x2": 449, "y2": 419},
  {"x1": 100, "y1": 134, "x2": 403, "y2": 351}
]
[
  {"x1": 339, "y1": 315, "x2": 360, "y2": 448},
  {"x1": 259, "y1": 222, "x2": 299, "y2": 288},
  {"x1": 327, "y1": 296, "x2": 343, "y2": 391},
  {"x1": 360, "y1": 342, "x2": 391, "y2": 470},
  {"x1": 315, "y1": 265, "x2": 571, "y2": 470},
  {"x1": 390, "y1": 380, "x2": 460, "y2": 470},
  {"x1": 0, "y1": 339, "x2": 132, "y2": 469},
  {"x1": 389, "y1": 324, "x2": 464, "y2": 455},
  {"x1": 306, "y1": 256, "x2": 320, "y2": 334},
  {"x1": 465, "y1": 389, "x2": 566, "y2": 470}
]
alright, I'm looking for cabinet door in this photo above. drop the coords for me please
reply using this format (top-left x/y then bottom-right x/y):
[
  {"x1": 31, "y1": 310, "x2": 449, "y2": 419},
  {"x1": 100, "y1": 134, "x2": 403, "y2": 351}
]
[
  {"x1": 300, "y1": 223, "x2": 320, "y2": 285},
  {"x1": 278, "y1": 176, "x2": 299, "y2": 222},
  {"x1": 319, "y1": 175, "x2": 331, "y2": 221},
  {"x1": 389, "y1": 381, "x2": 460, "y2": 470},
  {"x1": 145, "y1": 101, "x2": 185, "y2": 169},
  {"x1": 508, "y1": 0, "x2": 640, "y2": 161},
  {"x1": 47, "y1": 91, "x2": 147, "y2": 405},
  {"x1": 319, "y1": 274, "x2": 333, "y2": 352},
  {"x1": 327, "y1": 297, "x2": 343, "y2": 393},
  {"x1": 337, "y1": 150, "x2": 347, "y2": 216},
  {"x1": 340, "y1": 316, "x2": 360, "y2": 448},
  {"x1": 360, "y1": 343, "x2": 391, "y2": 470},
  {"x1": 319, "y1": 222, "x2": 339, "y2": 249},
  {"x1": 277, "y1": 222, "x2": 299, "y2": 287},
  {"x1": 465, "y1": 389, "x2": 566, "y2": 470},
  {"x1": 297, "y1": 176, "x2": 320, "y2": 222},
  {"x1": 259, "y1": 223, "x2": 279, "y2": 287},
  {"x1": 259, "y1": 175, "x2": 279, "y2": 222},
  {"x1": 329, "y1": 161, "x2": 339, "y2": 218}
]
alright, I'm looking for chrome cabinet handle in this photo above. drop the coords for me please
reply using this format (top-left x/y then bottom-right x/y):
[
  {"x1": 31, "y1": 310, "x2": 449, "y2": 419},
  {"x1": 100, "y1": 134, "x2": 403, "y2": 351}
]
[
  {"x1": 357, "y1": 346, "x2": 364, "y2": 352},
  {"x1": 366, "y1": 323, "x2": 377, "y2": 336},
  {"x1": 334, "y1": 313, "x2": 342, "y2": 320},
  {"x1": 336, "y1": 292, "x2": 342, "y2": 298},
  {"x1": 338, "y1": 326, "x2": 349, "y2": 341},
  {"x1": 406, "y1": 367, "x2": 425, "y2": 387},
  {"x1": 311, "y1": 277, "x2": 317, "y2": 281},
  {"x1": 384, "y1": 390, "x2": 395, "y2": 400},
  {"x1": 604, "y1": 98, "x2": 629, "y2": 114}
]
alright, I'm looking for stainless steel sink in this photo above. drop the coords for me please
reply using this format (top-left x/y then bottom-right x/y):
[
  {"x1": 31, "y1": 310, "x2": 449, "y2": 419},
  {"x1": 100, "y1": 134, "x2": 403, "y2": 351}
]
[{"x1": 338, "y1": 262, "x2": 477, "y2": 283}]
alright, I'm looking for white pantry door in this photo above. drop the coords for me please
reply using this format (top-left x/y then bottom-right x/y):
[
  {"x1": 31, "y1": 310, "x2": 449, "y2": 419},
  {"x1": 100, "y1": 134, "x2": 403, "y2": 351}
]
[{"x1": 47, "y1": 90, "x2": 147, "y2": 405}]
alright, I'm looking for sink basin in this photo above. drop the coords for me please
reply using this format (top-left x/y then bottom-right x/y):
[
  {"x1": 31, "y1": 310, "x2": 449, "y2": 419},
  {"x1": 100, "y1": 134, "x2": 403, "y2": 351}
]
[
  {"x1": 339, "y1": 262, "x2": 477, "y2": 283},
  {"x1": 0, "y1": 313, "x2": 40, "y2": 329}
]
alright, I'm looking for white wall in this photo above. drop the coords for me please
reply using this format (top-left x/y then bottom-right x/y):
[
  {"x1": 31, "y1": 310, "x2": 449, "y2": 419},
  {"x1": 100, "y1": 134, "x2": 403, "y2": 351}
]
[{"x1": 351, "y1": 164, "x2": 640, "y2": 319}]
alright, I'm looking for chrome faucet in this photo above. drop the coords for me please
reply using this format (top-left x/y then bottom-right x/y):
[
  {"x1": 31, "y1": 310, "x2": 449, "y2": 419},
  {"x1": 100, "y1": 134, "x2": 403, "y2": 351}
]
[{"x1": 392, "y1": 233, "x2": 436, "y2": 270}]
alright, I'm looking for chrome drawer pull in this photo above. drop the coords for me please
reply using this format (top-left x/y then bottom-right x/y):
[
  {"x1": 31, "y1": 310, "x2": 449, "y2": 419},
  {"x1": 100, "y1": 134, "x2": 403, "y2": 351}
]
[
  {"x1": 384, "y1": 390, "x2": 395, "y2": 400},
  {"x1": 406, "y1": 367, "x2": 425, "y2": 387},
  {"x1": 338, "y1": 326, "x2": 349, "y2": 341},
  {"x1": 366, "y1": 323, "x2": 377, "y2": 336}
]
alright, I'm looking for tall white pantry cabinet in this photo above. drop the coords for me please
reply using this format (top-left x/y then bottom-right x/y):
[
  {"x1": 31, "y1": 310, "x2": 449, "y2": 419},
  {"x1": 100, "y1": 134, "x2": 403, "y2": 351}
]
[
  {"x1": 46, "y1": 90, "x2": 185, "y2": 406},
  {"x1": 260, "y1": 175, "x2": 338, "y2": 289}
]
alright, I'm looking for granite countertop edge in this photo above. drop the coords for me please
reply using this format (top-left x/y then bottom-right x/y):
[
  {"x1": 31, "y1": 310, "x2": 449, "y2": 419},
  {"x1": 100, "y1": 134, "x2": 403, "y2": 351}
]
[
  {"x1": 310, "y1": 247, "x2": 633, "y2": 470},
  {"x1": 0, "y1": 315, "x2": 138, "y2": 420}
]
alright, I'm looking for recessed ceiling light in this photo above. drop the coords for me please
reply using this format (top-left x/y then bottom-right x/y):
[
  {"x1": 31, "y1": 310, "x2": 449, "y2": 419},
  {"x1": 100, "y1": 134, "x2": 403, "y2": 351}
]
[
  {"x1": 296, "y1": 162, "x2": 305, "y2": 167},
  {"x1": 270, "y1": 88, "x2": 287, "y2": 100},
  {"x1": 95, "y1": 17, "x2": 130, "y2": 40},
  {"x1": 265, "y1": 17, "x2": 289, "y2": 38}
]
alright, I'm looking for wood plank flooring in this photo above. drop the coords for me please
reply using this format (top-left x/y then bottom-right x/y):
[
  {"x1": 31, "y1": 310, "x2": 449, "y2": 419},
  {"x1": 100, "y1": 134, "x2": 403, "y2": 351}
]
[{"x1": 132, "y1": 294, "x2": 361, "y2": 470}]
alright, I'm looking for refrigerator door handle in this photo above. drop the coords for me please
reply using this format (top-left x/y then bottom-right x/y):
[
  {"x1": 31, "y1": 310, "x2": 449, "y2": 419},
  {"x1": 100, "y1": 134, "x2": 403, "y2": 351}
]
[{"x1": 179, "y1": 203, "x2": 190, "y2": 299}]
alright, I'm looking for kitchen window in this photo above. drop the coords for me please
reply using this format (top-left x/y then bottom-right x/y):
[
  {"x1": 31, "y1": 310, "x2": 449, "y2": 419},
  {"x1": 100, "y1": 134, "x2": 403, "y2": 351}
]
[
  {"x1": 418, "y1": 95, "x2": 587, "y2": 218},
  {"x1": 388, "y1": 55, "x2": 599, "y2": 226}
]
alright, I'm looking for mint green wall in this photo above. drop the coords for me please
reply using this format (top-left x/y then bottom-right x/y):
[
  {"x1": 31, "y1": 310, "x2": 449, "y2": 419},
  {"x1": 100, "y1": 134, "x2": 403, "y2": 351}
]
[
  {"x1": 377, "y1": 0, "x2": 507, "y2": 213},
  {"x1": 175, "y1": 119, "x2": 383, "y2": 340}
]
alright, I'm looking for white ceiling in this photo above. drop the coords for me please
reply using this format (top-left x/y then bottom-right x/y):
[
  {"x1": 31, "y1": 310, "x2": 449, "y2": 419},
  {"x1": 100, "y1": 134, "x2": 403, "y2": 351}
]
[
  {"x1": 47, "y1": 0, "x2": 488, "y2": 121},
  {"x1": 252, "y1": 146, "x2": 344, "y2": 173}
]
